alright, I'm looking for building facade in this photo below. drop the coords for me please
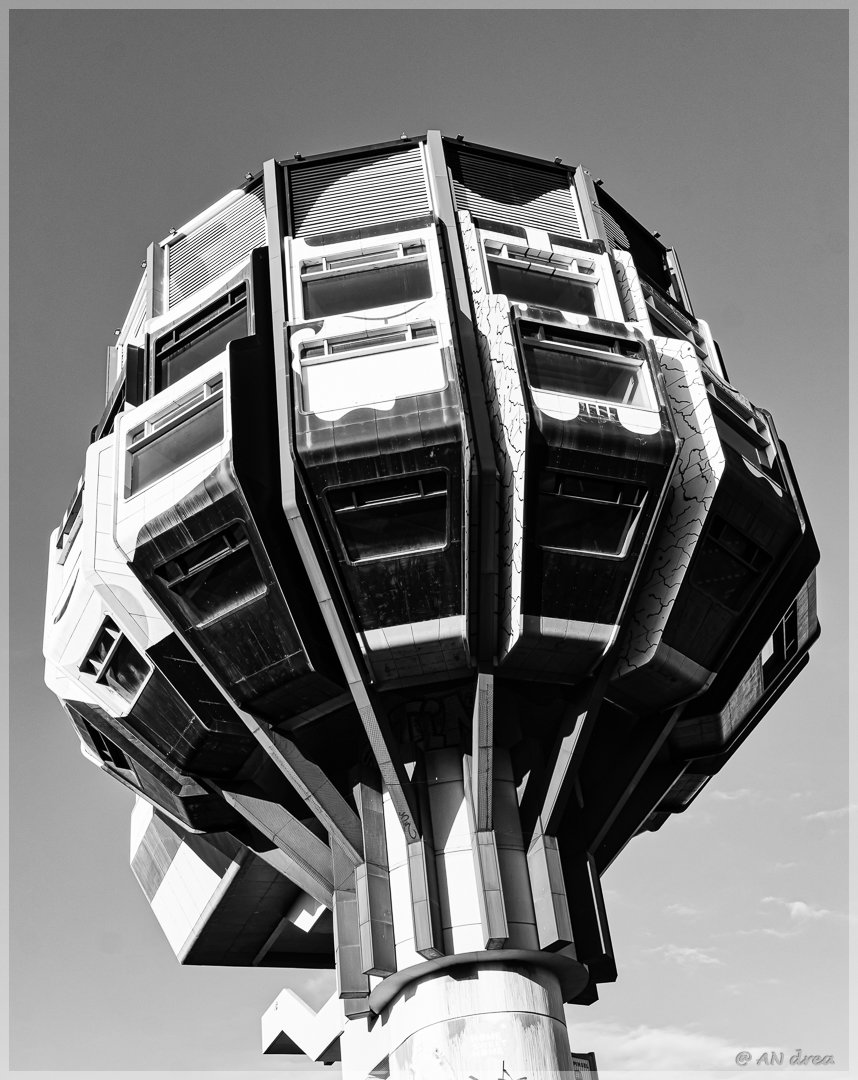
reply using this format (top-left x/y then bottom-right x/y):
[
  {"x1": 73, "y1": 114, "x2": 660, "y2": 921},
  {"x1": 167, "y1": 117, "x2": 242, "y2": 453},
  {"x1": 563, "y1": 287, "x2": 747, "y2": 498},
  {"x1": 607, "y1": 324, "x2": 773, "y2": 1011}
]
[{"x1": 44, "y1": 132, "x2": 818, "y2": 1078}]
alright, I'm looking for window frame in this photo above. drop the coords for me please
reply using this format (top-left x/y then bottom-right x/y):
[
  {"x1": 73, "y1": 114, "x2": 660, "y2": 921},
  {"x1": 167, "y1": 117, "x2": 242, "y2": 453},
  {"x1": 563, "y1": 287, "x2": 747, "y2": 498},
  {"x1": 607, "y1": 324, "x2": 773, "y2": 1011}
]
[
  {"x1": 476, "y1": 226, "x2": 620, "y2": 322},
  {"x1": 298, "y1": 238, "x2": 432, "y2": 321},
  {"x1": 693, "y1": 515, "x2": 772, "y2": 614},
  {"x1": 518, "y1": 322, "x2": 657, "y2": 414},
  {"x1": 535, "y1": 469, "x2": 648, "y2": 560},
  {"x1": 702, "y1": 370, "x2": 781, "y2": 484},
  {"x1": 80, "y1": 616, "x2": 151, "y2": 704},
  {"x1": 148, "y1": 265, "x2": 254, "y2": 398},
  {"x1": 152, "y1": 519, "x2": 269, "y2": 627},
  {"x1": 293, "y1": 320, "x2": 444, "y2": 415},
  {"x1": 125, "y1": 373, "x2": 225, "y2": 497},
  {"x1": 325, "y1": 469, "x2": 451, "y2": 565}
]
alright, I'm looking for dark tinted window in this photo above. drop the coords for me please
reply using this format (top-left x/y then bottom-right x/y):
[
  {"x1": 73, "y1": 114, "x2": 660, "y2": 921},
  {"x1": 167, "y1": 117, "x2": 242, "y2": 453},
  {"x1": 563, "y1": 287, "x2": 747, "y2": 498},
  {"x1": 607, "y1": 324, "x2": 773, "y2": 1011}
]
[
  {"x1": 537, "y1": 472, "x2": 645, "y2": 556},
  {"x1": 694, "y1": 517, "x2": 771, "y2": 612},
  {"x1": 85, "y1": 724, "x2": 133, "y2": 772},
  {"x1": 303, "y1": 259, "x2": 432, "y2": 318},
  {"x1": 103, "y1": 638, "x2": 151, "y2": 701},
  {"x1": 154, "y1": 522, "x2": 267, "y2": 624},
  {"x1": 328, "y1": 472, "x2": 448, "y2": 562},
  {"x1": 128, "y1": 398, "x2": 223, "y2": 495},
  {"x1": 81, "y1": 617, "x2": 150, "y2": 702},
  {"x1": 154, "y1": 285, "x2": 248, "y2": 391},
  {"x1": 489, "y1": 262, "x2": 596, "y2": 316},
  {"x1": 523, "y1": 342, "x2": 648, "y2": 406}
]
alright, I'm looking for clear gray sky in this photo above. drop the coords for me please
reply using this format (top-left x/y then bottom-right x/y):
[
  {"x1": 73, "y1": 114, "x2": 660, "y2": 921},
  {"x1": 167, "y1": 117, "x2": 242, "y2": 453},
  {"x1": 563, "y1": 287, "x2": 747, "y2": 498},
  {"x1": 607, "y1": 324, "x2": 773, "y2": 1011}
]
[{"x1": 9, "y1": 8, "x2": 849, "y2": 1077}]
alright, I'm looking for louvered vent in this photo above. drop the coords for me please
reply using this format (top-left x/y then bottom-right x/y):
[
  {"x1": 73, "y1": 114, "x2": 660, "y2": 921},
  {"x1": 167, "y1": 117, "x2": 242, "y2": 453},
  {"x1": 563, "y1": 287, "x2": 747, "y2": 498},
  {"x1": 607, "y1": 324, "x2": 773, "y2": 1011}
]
[
  {"x1": 167, "y1": 188, "x2": 267, "y2": 307},
  {"x1": 289, "y1": 146, "x2": 429, "y2": 237},
  {"x1": 450, "y1": 150, "x2": 583, "y2": 237},
  {"x1": 595, "y1": 204, "x2": 630, "y2": 250}
]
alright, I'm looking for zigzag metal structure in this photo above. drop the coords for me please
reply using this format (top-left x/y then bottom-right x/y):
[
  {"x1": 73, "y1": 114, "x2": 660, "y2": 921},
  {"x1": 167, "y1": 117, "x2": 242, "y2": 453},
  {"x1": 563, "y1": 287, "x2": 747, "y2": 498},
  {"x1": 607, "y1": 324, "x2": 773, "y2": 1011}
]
[{"x1": 43, "y1": 131, "x2": 819, "y2": 1079}]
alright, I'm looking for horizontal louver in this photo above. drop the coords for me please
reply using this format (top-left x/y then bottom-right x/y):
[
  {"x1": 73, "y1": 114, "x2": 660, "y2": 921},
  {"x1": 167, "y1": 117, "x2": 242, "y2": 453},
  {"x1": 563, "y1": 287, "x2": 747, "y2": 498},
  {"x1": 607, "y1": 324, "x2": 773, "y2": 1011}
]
[
  {"x1": 595, "y1": 204, "x2": 630, "y2": 250},
  {"x1": 451, "y1": 150, "x2": 583, "y2": 237},
  {"x1": 167, "y1": 188, "x2": 267, "y2": 307},
  {"x1": 289, "y1": 147, "x2": 429, "y2": 237}
]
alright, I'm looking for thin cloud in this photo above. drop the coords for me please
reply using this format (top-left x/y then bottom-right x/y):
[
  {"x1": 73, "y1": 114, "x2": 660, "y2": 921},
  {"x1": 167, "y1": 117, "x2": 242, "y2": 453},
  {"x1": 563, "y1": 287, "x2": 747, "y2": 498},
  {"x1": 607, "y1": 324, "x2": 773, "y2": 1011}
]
[
  {"x1": 727, "y1": 926, "x2": 800, "y2": 940},
  {"x1": 802, "y1": 805, "x2": 853, "y2": 823},
  {"x1": 644, "y1": 943, "x2": 723, "y2": 966},
  {"x1": 565, "y1": 1019, "x2": 738, "y2": 1073},
  {"x1": 709, "y1": 787, "x2": 756, "y2": 802},
  {"x1": 761, "y1": 896, "x2": 834, "y2": 921},
  {"x1": 665, "y1": 903, "x2": 702, "y2": 917}
]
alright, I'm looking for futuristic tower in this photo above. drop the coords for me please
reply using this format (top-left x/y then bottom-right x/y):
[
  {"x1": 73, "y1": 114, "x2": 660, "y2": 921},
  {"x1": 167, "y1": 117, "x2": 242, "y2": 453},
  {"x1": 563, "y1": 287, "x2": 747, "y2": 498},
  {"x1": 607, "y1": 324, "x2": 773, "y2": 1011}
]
[{"x1": 43, "y1": 132, "x2": 818, "y2": 1079}]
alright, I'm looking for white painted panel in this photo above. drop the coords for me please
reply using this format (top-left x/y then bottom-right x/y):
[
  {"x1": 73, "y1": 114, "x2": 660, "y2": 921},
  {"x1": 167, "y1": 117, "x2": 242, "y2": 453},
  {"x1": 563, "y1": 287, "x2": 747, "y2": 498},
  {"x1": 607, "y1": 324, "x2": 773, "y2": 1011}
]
[
  {"x1": 129, "y1": 797, "x2": 154, "y2": 861},
  {"x1": 302, "y1": 345, "x2": 446, "y2": 419},
  {"x1": 437, "y1": 847, "x2": 481, "y2": 928},
  {"x1": 149, "y1": 841, "x2": 223, "y2": 955}
]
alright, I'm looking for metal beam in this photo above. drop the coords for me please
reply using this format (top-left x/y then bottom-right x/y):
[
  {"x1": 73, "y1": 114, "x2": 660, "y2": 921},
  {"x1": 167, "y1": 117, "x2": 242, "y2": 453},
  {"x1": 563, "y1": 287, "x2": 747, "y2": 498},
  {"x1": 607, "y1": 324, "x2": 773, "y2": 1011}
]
[{"x1": 214, "y1": 783, "x2": 334, "y2": 909}]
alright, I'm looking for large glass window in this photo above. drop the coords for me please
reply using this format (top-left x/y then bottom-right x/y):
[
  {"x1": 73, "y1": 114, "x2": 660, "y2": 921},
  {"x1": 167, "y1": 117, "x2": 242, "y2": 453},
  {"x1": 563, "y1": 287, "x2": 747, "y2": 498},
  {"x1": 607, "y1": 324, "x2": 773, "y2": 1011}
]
[
  {"x1": 522, "y1": 339, "x2": 650, "y2": 407},
  {"x1": 327, "y1": 471, "x2": 448, "y2": 563},
  {"x1": 81, "y1": 617, "x2": 150, "y2": 702},
  {"x1": 485, "y1": 240, "x2": 598, "y2": 316},
  {"x1": 301, "y1": 242, "x2": 431, "y2": 318},
  {"x1": 154, "y1": 521, "x2": 267, "y2": 624},
  {"x1": 537, "y1": 471, "x2": 646, "y2": 556},
  {"x1": 127, "y1": 376, "x2": 224, "y2": 495},
  {"x1": 154, "y1": 284, "x2": 248, "y2": 391}
]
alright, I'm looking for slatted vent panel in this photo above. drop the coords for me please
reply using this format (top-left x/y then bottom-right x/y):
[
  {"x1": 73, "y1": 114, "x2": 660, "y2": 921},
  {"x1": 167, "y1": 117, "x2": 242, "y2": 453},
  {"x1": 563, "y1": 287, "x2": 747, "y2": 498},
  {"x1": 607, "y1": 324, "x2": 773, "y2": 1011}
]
[
  {"x1": 450, "y1": 150, "x2": 583, "y2": 237},
  {"x1": 167, "y1": 188, "x2": 267, "y2": 307},
  {"x1": 595, "y1": 204, "x2": 630, "y2": 250},
  {"x1": 289, "y1": 146, "x2": 429, "y2": 237}
]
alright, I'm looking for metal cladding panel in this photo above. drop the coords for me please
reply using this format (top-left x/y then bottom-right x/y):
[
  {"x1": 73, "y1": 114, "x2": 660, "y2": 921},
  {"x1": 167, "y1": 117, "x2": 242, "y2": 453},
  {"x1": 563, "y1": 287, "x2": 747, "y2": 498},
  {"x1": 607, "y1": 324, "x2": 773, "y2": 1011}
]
[
  {"x1": 289, "y1": 147, "x2": 430, "y2": 237},
  {"x1": 168, "y1": 188, "x2": 267, "y2": 307},
  {"x1": 450, "y1": 149, "x2": 584, "y2": 237}
]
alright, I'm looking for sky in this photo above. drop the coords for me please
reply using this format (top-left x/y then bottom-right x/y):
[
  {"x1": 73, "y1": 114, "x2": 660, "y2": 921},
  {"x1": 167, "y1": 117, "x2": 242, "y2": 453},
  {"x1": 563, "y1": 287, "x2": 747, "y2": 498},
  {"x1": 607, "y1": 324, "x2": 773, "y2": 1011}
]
[{"x1": 7, "y1": 7, "x2": 851, "y2": 1078}]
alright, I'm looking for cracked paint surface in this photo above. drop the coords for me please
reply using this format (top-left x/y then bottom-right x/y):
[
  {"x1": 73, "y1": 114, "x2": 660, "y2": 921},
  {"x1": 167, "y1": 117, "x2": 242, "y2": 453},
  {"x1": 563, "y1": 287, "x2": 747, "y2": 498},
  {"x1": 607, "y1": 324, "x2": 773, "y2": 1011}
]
[
  {"x1": 610, "y1": 249, "x2": 649, "y2": 324},
  {"x1": 458, "y1": 212, "x2": 527, "y2": 663},
  {"x1": 613, "y1": 337, "x2": 724, "y2": 679}
]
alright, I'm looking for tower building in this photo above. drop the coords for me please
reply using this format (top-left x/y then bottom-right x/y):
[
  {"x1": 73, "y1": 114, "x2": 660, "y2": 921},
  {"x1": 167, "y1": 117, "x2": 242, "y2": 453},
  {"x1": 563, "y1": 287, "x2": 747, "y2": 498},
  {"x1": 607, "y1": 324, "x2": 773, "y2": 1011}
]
[{"x1": 43, "y1": 132, "x2": 819, "y2": 1078}]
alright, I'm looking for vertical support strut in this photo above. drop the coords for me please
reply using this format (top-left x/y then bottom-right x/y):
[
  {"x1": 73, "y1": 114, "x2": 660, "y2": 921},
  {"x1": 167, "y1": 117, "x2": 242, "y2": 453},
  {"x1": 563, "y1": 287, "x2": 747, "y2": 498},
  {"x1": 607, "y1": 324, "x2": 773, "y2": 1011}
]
[{"x1": 353, "y1": 775, "x2": 396, "y2": 977}]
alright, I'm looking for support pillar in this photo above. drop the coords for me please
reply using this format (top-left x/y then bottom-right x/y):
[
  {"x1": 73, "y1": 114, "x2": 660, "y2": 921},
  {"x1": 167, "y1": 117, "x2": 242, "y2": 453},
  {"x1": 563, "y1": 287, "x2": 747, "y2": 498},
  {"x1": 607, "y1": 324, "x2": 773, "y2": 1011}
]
[{"x1": 383, "y1": 963, "x2": 574, "y2": 1080}]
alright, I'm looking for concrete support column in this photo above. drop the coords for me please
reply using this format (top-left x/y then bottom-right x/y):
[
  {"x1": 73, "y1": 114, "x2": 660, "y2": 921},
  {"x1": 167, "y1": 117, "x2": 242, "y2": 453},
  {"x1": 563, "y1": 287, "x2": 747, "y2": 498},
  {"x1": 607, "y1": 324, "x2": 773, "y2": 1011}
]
[{"x1": 383, "y1": 963, "x2": 574, "y2": 1080}]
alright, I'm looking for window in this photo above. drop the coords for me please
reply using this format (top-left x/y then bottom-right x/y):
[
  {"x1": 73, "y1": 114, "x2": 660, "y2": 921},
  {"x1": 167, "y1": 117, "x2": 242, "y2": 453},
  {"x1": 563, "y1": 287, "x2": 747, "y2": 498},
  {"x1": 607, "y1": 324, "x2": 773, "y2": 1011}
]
[
  {"x1": 485, "y1": 239, "x2": 598, "y2": 316},
  {"x1": 81, "y1": 617, "x2": 150, "y2": 702},
  {"x1": 703, "y1": 373, "x2": 780, "y2": 482},
  {"x1": 301, "y1": 241, "x2": 431, "y2": 318},
  {"x1": 56, "y1": 480, "x2": 84, "y2": 563},
  {"x1": 643, "y1": 282, "x2": 708, "y2": 362},
  {"x1": 299, "y1": 321, "x2": 436, "y2": 362},
  {"x1": 83, "y1": 722, "x2": 134, "y2": 773},
  {"x1": 153, "y1": 284, "x2": 248, "y2": 391},
  {"x1": 327, "y1": 472, "x2": 448, "y2": 563},
  {"x1": 520, "y1": 325, "x2": 652, "y2": 409},
  {"x1": 537, "y1": 471, "x2": 646, "y2": 557},
  {"x1": 127, "y1": 376, "x2": 224, "y2": 495},
  {"x1": 296, "y1": 322, "x2": 444, "y2": 415},
  {"x1": 694, "y1": 516, "x2": 771, "y2": 613},
  {"x1": 154, "y1": 521, "x2": 267, "y2": 624}
]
